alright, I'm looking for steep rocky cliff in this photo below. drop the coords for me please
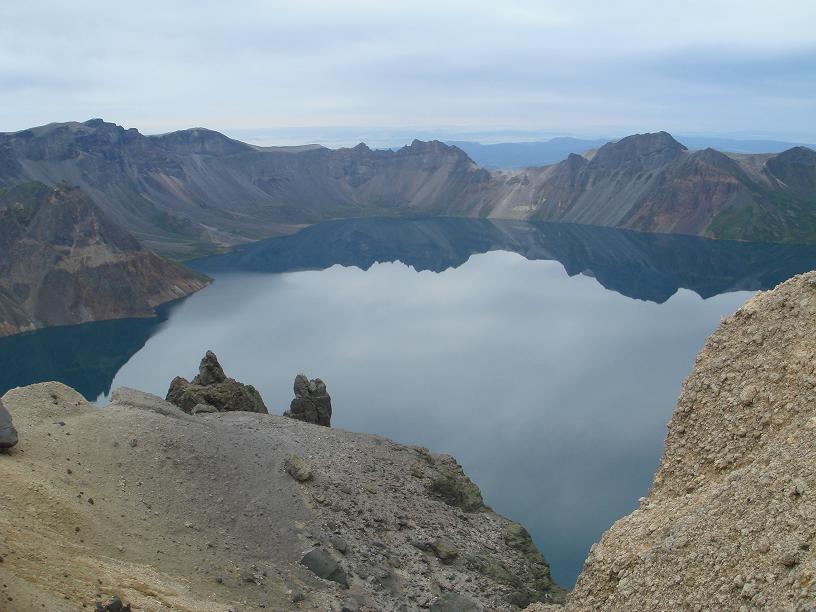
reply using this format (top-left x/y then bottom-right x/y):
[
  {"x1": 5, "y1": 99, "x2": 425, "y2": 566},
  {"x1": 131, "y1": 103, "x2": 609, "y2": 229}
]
[
  {"x1": 527, "y1": 133, "x2": 816, "y2": 243},
  {"x1": 567, "y1": 271, "x2": 816, "y2": 610},
  {"x1": 0, "y1": 182, "x2": 208, "y2": 336},
  {"x1": 2, "y1": 121, "x2": 813, "y2": 257},
  {"x1": 0, "y1": 121, "x2": 494, "y2": 257}
]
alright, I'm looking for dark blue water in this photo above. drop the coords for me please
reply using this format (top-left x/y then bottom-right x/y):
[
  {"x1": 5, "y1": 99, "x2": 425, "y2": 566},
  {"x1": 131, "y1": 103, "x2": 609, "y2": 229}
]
[{"x1": 3, "y1": 218, "x2": 816, "y2": 587}]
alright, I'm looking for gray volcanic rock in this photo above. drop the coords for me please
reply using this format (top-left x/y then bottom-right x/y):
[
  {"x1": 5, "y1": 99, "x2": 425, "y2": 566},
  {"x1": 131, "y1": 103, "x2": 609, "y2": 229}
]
[
  {"x1": 165, "y1": 351, "x2": 267, "y2": 414},
  {"x1": 284, "y1": 374, "x2": 332, "y2": 426},
  {"x1": 430, "y1": 592, "x2": 483, "y2": 611},
  {"x1": 299, "y1": 548, "x2": 348, "y2": 588},
  {"x1": 192, "y1": 350, "x2": 227, "y2": 386},
  {"x1": 0, "y1": 398, "x2": 18, "y2": 449}
]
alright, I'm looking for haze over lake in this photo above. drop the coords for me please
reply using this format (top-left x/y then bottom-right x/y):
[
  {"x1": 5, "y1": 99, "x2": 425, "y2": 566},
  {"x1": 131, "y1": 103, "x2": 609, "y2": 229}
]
[{"x1": 2, "y1": 218, "x2": 815, "y2": 586}]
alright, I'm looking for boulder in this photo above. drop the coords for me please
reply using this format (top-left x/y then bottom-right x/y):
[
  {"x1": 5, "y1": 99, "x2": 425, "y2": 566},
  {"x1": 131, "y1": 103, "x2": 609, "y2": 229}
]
[
  {"x1": 284, "y1": 454, "x2": 313, "y2": 482},
  {"x1": 430, "y1": 592, "x2": 483, "y2": 611},
  {"x1": 0, "y1": 398, "x2": 18, "y2": 450},
  {"x1": 283, "y1": 374, "x2": 332, "y2": 426},
  {"x1": 299, "y1": 548, "x2": 348, "y2": 587},
  {"x1": 165, "y1": 351, "x2": 267, "y2": 414}
]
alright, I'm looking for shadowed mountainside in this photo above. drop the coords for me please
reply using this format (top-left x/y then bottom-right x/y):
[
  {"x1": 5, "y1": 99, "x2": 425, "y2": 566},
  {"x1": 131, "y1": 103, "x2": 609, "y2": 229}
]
[
  {"x1": 1, "y1": 121, "x2": 814, "y2": 258},
  {"x1": 0, "y1": 182, "x2": 208, "y2": 336},
  {"x1": 193, "y1": 217, "x2": 816, "y2": 304}
]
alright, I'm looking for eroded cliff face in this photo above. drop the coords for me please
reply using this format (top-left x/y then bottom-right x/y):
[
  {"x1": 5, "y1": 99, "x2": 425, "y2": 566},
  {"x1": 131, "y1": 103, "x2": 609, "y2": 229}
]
[
  {"x1": 0, "y1": 121, "x2": 496, "y2": 258},
  {"x1": 568, "y1": 271, "x2": 816, "y2": 610},
  {"x1": 527, "y1": 134, "x2": 816, "y2": 243},
  {"x1": 0, "y1": 182, "x2": 208, "y2": 336},
  {"x1": 2, "y1": 121, "x2": 814, "y2": 258}
]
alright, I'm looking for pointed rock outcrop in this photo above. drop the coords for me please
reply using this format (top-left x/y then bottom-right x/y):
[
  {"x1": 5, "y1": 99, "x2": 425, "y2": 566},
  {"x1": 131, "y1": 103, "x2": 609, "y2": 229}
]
[
  {"x1": 283, "y1": 374, "x2": 332, "y2": 426},
  {"x1": 166, "y1": 351, "x2": 267, "y2": 414}
]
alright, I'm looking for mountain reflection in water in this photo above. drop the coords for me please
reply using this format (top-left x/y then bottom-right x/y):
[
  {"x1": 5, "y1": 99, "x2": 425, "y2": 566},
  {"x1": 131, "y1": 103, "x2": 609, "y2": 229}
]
[{"x1": 3, "y1": 218, "x2": 816, "y2": 587}]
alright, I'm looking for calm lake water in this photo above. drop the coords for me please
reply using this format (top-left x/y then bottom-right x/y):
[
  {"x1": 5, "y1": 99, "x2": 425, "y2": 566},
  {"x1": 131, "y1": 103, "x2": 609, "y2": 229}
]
[{"x1": 3, "y1": 218, "x2": 816, "y2": 587}]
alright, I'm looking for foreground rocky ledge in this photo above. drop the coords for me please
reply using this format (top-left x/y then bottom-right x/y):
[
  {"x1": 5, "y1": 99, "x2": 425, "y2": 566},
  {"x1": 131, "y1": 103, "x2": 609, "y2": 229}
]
[
  {"x1": 0, "y1": 383, "x2": 564, "y2": 611},
  {"x1": 567, "y1": 271, "x2": 816, "y2": 610}
]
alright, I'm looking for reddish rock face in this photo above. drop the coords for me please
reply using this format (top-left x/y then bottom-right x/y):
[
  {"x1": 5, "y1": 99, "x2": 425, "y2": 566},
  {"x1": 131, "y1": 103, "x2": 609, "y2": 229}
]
[{"x1": 0, "y1": 182, "x2": 208, "y2": 337}]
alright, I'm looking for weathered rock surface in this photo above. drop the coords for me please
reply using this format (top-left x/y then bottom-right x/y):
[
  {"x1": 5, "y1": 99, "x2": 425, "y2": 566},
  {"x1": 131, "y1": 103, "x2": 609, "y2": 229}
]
[
  {"x1": 568, "y1": 271, "x2": 816, "y2": 610},
  {"x1": 0, "y1": 398, "x2": 18, "y2": 449},
  {"x1": 0, "y1": 181, "x2": 209, "y2": 337},
  {"x1": 284, "y1": 373, "x2": 332, "y2": 426},
  {"x1": 2, "y1": 121, "x2": 814, "y2": 256},
  {"x1": 0, "y1": 380, "x2": 564, "y2": 610},
  {"x1": 165, "y1": 351, "x2": 267, "y2": 414}
]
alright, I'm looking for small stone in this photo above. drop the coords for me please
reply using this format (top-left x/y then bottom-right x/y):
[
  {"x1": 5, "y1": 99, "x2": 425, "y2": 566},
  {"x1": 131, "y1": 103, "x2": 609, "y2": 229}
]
[
  {"x1": 330, "y1": 536, "x2": 348, "y2": 554},
  {"x1": 192, "y1": 403, "x2": 218, "y2": 415},
  {"x1": 95, "y1": 596, "x2": 131, "y2": 612},
  {"x1": 430, "y1": 592, "x2": 482, "y2": 611},
  {"x1": 429, "y1": 539, "x2": 458, "y2": 565},
  {"x1": 780, "y1": 552, "x2": 798, "y2": 567},
  {"x1": 341, "y1": 599, "x2": 361, "y2": 612},
  {"x1": 290, "y1": 588, "x2": 304, "y2": 603},
  {"x1": 284, "y1": 455, "x2": 313, "y2": 482},
  {"x1": 793, "y1": 478, "x2": 807, "y2": 496},
  {"x1": 300, "y1": 548, "x2": 348, "y2": 587}
]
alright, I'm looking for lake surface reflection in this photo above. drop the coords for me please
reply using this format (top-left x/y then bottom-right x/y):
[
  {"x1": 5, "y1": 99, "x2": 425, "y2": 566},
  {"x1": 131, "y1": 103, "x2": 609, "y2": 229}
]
[{"x1": 3, "y1": 218, "x2": 816, "y2": 587}]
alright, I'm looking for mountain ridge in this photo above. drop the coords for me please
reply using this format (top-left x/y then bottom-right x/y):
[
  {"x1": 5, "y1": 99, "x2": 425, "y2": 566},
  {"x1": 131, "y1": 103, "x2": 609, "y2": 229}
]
[{"x1": 1, "y1": 119, "x2": 815, "y2": 257}]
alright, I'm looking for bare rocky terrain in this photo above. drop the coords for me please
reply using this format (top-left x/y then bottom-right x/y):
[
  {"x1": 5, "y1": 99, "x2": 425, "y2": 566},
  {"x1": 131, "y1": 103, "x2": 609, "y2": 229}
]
[
  {"x1": 566, "y1": 270, "x2": 816, "y2": 610},
  {"x1": 1, "y1": 121, "x2": 813, "y2": 258},
  {"x1": 0, "y1": 379, "x2": 564, "y2": 611},
  {"x1": 0, "y1": 182, "x2": 208, "y2": 336}
]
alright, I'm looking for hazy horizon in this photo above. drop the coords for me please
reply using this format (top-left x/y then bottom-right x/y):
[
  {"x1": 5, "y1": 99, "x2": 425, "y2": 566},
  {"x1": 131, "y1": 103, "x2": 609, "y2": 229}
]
[{"x1": 2, "y1": 1, "x2": 815, "y2": 143}]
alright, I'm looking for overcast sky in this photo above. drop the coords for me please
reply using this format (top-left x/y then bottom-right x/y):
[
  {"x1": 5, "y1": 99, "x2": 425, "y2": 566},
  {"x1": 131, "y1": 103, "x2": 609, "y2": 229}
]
[{"x1": 2, "y1": 1, "x2": 815, "y2": 145}]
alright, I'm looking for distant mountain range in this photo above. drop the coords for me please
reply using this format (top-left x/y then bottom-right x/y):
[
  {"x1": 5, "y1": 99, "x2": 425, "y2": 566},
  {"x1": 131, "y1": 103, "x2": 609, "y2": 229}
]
[
  {"x1": 0, "y1": 118, "x2": 814, "y2": 336},
  {"x1": 1, "y1": 120, "x2": 814, "y2": 258},
  {"x1": 449, "y1": 136, "x2": 816, "y2": 169},
  {"x1": 0, "y1": 182, "x2": 207, "y2": 336}
]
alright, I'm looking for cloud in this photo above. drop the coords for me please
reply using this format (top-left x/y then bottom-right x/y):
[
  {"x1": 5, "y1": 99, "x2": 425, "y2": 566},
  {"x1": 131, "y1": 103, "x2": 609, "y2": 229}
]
[{"x1": 1, "y1": 0, "x2": 814, "y2": 142}]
